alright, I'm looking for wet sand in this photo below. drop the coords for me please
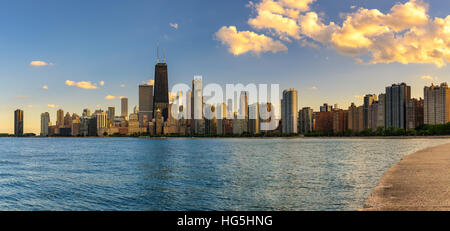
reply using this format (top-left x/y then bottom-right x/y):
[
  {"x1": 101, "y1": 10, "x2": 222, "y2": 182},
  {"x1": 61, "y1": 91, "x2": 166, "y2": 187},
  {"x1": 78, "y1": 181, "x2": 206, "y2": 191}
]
[{"x1": 362, "y1": 142, "x2": 450, "y2": 211}]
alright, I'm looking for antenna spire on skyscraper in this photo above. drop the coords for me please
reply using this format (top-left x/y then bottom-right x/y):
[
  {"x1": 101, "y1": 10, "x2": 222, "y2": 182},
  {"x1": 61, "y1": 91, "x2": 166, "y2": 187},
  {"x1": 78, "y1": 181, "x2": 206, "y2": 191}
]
[{"x1": 156, "y1": 43, "x2": 160, "y2": 63}]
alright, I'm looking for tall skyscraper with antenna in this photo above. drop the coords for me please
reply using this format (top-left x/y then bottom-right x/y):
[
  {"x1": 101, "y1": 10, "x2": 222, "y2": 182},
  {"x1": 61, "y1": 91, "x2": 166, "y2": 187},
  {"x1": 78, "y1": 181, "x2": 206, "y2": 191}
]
[{"x1": 153, "y1": 46, "x2": 169, "y2": 121}]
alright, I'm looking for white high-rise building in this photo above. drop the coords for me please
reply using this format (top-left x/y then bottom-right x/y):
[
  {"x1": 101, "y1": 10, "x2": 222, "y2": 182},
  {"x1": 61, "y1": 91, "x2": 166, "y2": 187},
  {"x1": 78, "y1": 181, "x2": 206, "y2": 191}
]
[
  {"x1": 40, "y1": 112, "x2": 50, "y2": 136},
  {"x1": 94, "y1": 110, "x2": 107, "y2": 130},
  {"x1": 192, "y1": 76, "x2": 203, "y2": 120}
]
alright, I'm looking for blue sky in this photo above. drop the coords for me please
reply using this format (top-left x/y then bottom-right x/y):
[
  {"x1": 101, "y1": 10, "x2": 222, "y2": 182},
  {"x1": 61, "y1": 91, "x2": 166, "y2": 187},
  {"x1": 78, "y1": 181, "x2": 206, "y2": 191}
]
[{"x1": 1, "y1": 0, "x2": 450, "y2": 134}]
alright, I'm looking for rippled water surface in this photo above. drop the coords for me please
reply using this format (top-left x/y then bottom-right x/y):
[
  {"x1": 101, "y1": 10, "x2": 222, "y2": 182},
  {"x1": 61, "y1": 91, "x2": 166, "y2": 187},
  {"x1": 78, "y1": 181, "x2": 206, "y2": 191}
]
[{"x1": 0, "y1": 137, "x2": 448, "y2": 210}]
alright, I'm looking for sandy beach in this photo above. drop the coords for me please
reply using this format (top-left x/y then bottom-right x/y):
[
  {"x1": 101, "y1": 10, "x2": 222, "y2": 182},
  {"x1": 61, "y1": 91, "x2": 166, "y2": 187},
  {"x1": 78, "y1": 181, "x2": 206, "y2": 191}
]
[{"x1": 362, "y1": 142, "x2": 450, "y2": 211}]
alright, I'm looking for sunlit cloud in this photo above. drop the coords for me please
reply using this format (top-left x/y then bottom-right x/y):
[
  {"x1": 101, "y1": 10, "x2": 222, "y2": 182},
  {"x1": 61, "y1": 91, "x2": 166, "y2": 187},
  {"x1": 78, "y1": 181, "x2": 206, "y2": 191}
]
[
  {"x1": 421, "y1": 75, "x2": 438, "y2": 81},
  {"x1": 216, "y1": 0, "x2": 450, "y2": 67},
  {"x1": 29, "y1": 60, "x2": 53, "y2": 67},
  {"x1": 47, "y1": 104, "x2": 57, "y2": 108},
  {"x1": 169, "y1": 23, "x2": 179, "y2": 30},
  {"x1": 65, "y1": 80, "x2": 98, "y2": 89},
  {"x1": 120, "y1": 84, "x2": 126, "y2": 88},
  {"x1": 309, "y1": 86, "x2": 318, "y2": 90},
  {"x1": 42, "y1": 85, "x2": 48, "y2": 90},
  {"x1": 104, "y1": 95, "x2": 116, "y2": 100},
  {"x1": 27, "y1": 105, "x2": 37, "y2": 109},
  {"x1": 215, "y1": 26, "x2": 287, "y2": 55},
  {"x1": 145, "y1": 80, "x2": 154, "y2": 85},
  {"x1": 99, "y1": 81, "x2": 105, "y2": 86}
]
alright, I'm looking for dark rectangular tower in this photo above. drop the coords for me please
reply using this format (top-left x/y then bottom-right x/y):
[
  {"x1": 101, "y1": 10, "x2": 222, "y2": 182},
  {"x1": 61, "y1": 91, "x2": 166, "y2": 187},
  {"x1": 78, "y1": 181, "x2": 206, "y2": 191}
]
[
  {"x1": 14, "y1": 109, "x2": 24, "y2": 136},
  {"x1": 153, "y1": 63, "x2": 169, "y2": 121}
]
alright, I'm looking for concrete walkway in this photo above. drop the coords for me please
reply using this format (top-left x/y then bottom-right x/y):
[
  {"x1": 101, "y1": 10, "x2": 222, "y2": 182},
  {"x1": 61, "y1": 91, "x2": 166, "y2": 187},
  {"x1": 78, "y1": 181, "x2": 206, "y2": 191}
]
[{"x1": 362, "y1": 142, "x2": 450, "y2": 211}]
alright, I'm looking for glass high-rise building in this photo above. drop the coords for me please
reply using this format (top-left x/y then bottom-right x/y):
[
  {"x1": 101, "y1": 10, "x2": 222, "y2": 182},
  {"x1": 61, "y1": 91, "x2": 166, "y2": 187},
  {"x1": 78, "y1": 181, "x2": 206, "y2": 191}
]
[
  {"x1": 14, "y1": 109, "x2": 24, "y2": 136},
  {"x1": 281, "y1": 88, "x2": 298, "y2": 134},
  {"x1": 121, "y1": 97, "x2": 128, "y2": 120},
  {"x1": 385, "y1": 83, "x2": 411, "y2": 129},
  {"x1": 139, "y1": 83, "x2": 154, "y2": 126}
]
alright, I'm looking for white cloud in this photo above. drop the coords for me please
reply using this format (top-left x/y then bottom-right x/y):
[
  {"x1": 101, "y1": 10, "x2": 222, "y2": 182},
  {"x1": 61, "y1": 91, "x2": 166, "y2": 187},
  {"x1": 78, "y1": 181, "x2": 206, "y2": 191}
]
[
  {"x1": 215, "y1": 26, "x2": 288, "y2": 55},
  {"x1": 120, "y1": 84, "x2": 126, "y2": 88},
  {"x1": 169, "y1": 23, "x2": 179, "y2": 30}
]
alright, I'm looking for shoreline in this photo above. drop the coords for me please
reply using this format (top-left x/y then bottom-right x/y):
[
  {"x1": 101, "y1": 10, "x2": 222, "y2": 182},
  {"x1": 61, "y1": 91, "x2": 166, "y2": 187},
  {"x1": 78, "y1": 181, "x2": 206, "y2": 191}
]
[
  {"x1": 3, "y1": 135, "x2": 450, "y2": 140},
  {"x1": 361, "y1": 142, "x2": 450, "y2": 211}
]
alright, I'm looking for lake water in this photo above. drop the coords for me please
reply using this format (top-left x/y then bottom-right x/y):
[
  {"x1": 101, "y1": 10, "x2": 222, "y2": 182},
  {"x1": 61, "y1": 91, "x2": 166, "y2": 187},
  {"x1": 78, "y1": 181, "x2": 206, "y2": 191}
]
[{"x1": 0, "y1": 137, "x2": 448, "y2": 211}]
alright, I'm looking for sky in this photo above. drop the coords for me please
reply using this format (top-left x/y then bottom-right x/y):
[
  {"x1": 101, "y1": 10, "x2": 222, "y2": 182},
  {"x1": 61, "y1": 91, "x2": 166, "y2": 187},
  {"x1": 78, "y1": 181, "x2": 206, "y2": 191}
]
[{"x1": 1, "y1": 0, "x2": 450, "y2": 134}]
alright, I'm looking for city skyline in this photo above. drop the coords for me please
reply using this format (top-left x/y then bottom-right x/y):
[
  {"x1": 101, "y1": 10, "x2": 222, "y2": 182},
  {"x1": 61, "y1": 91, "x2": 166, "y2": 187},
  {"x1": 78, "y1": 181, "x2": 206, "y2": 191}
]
[{"x1": 2, "y1": 0, "x2": 450, "y2": 134}]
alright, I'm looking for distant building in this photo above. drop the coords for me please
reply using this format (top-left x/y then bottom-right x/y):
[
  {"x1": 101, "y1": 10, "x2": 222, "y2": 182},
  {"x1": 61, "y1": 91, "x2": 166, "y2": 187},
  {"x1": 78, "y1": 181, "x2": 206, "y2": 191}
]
[
  {"x1": 407, "y1": 98, "x2": 424, "y2": 130},
  {"x1": 363, "y1": 94, "x2": 377, "y2": 129},
  {"x1": 333, "y1": 109, "x2": 348, "y2": 134},
  {"x1": 107, "y1": 107, "x2": 115, "y2": 127},
  {"x1": 348, "y1": 103, "x2": 364, "y2": 132},
  {"x1": 64, "y1": 112, "x2": 72, "y2": 128},
  {"x1": 385, "y1": 83, "x2": 411, "y2": 129},
  {"x1": 424, "y1": 83, "x2": 450, "y2": 125},
  {"x1": 377, "y1": 94, "x2": 386, "y2": 129},
  {"x1": 248, "y1": 103, "x2": 259, "y2": 135},
  {"x1": 313, "y1": 111, "x2": 333, "y2": 133},
  {"x1": 281, "y1": 89, "x2": 298, "y2": 134},
  {"x1": 121, "y1": 97, "x2": 129, "y2": 120},
  {"x1": 56, "y1": 109, "x2": 64, "y2": 128},
  {"x1": 320, "y1": 103, "x2": 332, "y2": 112},
  {"x1": 153, "y1": 62, "x2": 169, "y2": 121},
  {"x1": 139, "y1": 83, "x2": 154, "y2": 126},
  {"x1": 14, "y1": 109, "x2": 24, "y2": 137},
  {"x1": 298, "y1": 107, "x2": 313, "y2": 134},
  {"x1": 82, "y1": 108, "x2": 91, "y2": 117},
  {"x1": 94, "y1": 110, "x2": 107, "y2": 131},
  {"x1": 40, "y1": 112, "x2": 50, "y2": 136},
  {"x1": 192, "y1": 76, "x2": 203, "y2": 134},
  {"x1": 238, "y1": 91, "x2": 249, "y2": 133}
]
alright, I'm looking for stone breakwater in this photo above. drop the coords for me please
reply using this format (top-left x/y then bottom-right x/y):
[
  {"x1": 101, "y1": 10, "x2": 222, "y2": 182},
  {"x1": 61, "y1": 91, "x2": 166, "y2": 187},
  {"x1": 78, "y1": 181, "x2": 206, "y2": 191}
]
[{"x1": 362, "y1": 142, "x2": 450, "y2": 211}]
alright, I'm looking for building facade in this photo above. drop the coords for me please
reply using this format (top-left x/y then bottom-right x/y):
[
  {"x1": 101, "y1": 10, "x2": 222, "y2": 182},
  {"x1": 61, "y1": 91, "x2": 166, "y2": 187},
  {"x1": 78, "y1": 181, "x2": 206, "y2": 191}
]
[
  {"x1": 281, "y1": 89, "x2": 298, "y2": 134},
  {"x1": 424, "y1": 83, "x2": 450, "y2": 125}
]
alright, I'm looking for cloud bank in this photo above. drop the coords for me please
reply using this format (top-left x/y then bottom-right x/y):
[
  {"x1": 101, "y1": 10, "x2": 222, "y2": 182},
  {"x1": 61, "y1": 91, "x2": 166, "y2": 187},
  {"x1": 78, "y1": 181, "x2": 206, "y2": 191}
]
[
  {"x1": 215, "y1": 0, "x2": 450, "y2": 67},
  {"x1": 65, "y1": 80, "x2": 99, "y2": 89}
]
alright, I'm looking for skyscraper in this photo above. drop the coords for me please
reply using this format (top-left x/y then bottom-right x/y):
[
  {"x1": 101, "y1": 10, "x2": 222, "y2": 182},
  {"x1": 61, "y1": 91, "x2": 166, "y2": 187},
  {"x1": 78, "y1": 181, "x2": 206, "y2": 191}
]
[
  {"x1": 107, "y1": 107, "x2": 115, "y2": 127},
  {"x1": 139, "y1": 83, "x2": 154, "y2": 126},
  {"x1": 298, "y1": 107, "x2": 313, "y2": 134},
  {"x1": 14, "y1": 109, "x2": 24, "y2": 137},
  {"x1": 153, "y1": 61, "x2": 169, "y2": 121},
  {"x1": 248, "y1": 103, "x2": 259, "y2": 134},
  {"x1": 377, "y1": 94, "x2": 386, "y2": 129},
  {"x1": 424, "y1": 83, "x2": 450, "y2": 125},
  {"x1": 121, "y1": 97, "x2": 128, "y2": 120},
  {"x1": 385, "y1": 83, "x2": 411, "y2": 129},
  {"x1": 192, "y1": 76, "x2": 204, "y2": 134},
  {"x1": 239, "y1": 91, "x2": 249, "y2": 133},
  {"x1": 320, "y1": 103, "x2": 332, "y2": 112},
  {"x1": 56, "y1": 109, "x2": 64, "y2": 128},
  {"x1": 363, "y1": 94, "x2": 377, "y2": 129},
  {"x1": 83, "y1": 108, "x2": 91, "y2": 117},
  {"x1": 281, "y1": 88, "x2": 298, "y2": 134},
  {"x1": 40, "y1": 112, "x2": 50, "y2": 136}
]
